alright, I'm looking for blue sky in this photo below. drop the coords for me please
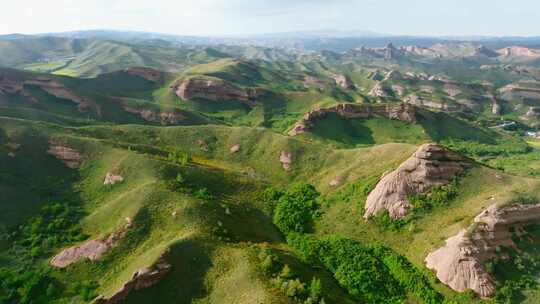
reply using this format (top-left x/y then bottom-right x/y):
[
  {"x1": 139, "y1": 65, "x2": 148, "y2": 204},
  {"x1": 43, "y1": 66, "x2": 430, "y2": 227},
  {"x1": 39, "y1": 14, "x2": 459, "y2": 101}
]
[{"x1": 1, "y1": 0, "x2": 538, "y2": 36}]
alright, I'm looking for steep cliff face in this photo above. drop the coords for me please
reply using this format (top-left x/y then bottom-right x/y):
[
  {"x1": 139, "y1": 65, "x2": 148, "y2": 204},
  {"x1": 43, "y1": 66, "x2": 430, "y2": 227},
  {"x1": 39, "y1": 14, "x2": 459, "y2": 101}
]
[
  {"x1": 94, "y1": 251, "x2": 172, "y2": 304},
  {"x1": 171, "y1": 77, "x2": 262, "y2": 106},
  {"x1": 288, "y1": 103, "x2": 417, "y2": 136},
  {"x1": 426, "y1": 202, "x2": 540, "y2": 298},
  {"x1": 364, "y1": 143, "x2": 467, "y2": 219}
]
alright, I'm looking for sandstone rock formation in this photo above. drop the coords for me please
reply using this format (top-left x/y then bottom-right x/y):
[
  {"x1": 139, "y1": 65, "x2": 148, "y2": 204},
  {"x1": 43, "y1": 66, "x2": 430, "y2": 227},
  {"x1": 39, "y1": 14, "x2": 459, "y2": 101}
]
[
  {"x1": 368, "y1": 83, "x2": 391, "y2": 98},
  {"x1": 279, "y1": 151, "x2": 292, "y2": 171},
  {"x1": 329, "y1": 176, "x2": 343, "y2": 187},
  {"x1": 497, "y1": 46, "x2": 540, "y2": 61},
  {"x1": 0, "y1": 71, "x2": 99, "y2": 113},
  {"x1": 405, "y1": 94, "x2": 449, "y2": 111},
  {"x1": 104, "y1": 172, "x2": 124, "y2": 186},
  {"x1": 51, "y1": 218, "x2": 132, "y2": 268},
  {"x1": 364, "y1": 143, "x2": 467, "y2": 219},
  {"x1": 526, "y1": 106, "x2": 540, "y2": 118},
  {"x1": 288, "y1": 103, "x2": 417, "y2": 136},
  {"x1": 426, "y1": 201, "x2": 540, "y2": 298},
  {"x1": 331, "y1": 74, "x2": 355, "y2": 89},
  {"x1": 123, "y1": 106, "x2": 186, "y2": 125},
  {"x1": 94, "y1": 250, "x2": 172, "y2": 304},
  {"x1": 230, "y1": 144, "x2": 240, "y2": 153},
  {"x1": 172, "y1": 77, "x2": 261, "y2": 106},
  {"x1": 197, "y1": 140, "x2": 209, "y2": 152},
  {"x1": 47, "y1": 142, "x2": 83, "y2": 169},
  {"x1": 123, "y1": 67, "x2": 162, "y2": 82}
]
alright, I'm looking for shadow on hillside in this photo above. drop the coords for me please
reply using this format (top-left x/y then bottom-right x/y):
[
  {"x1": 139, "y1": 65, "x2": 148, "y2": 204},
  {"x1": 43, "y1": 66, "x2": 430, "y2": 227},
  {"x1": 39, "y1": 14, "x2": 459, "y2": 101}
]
[{"x1": 124, "y1": 239, "x2": 214, "y2": 304}]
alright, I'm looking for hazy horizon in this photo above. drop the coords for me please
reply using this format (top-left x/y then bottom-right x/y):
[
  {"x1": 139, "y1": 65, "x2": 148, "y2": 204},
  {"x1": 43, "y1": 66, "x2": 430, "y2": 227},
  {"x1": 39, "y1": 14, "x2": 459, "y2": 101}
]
[{"x1": 1, "y1": 0, "x2": 539, "y2": 37}]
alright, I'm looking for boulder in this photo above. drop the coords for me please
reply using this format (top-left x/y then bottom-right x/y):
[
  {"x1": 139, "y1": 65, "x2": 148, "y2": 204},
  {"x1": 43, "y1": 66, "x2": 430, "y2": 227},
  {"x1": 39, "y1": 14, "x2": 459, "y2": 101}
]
[
  {"x1": 230, "y1": 144, "x2": 240, "y2": 153},
  {"x1": 104, "y1": 172, "x2": 124, "y2": 186},
  {"x1": 364, "y1": 143, "x2": 467, "y2": 219}
]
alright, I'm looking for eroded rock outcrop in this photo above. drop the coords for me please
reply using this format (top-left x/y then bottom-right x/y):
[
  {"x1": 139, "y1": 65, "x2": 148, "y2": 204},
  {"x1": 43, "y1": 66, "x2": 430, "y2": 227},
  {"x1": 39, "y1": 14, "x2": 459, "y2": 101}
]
[
  {"x1": 123, "y1": 67, "x2": 162, "y2": 82},
  {"x1": 94, "y1": 250, "x2": 172, "y2": 304},
  {"x1": 51, "y1": 218, "x2": 132, "y2": 268},
  {"x1": 123, "y1": 106, "x2": 186, "y2": 125},
  {"x1": 331, "y1": 74, "x2": 355, "y2": 89},
  {"x1": 368, "y1": 83, "x2": 391, "y2": 98},
  {"x1": 47, "y1": 142, "x2": 83, "y2": 169},
  {"x1": 426, "y1": 202, "x2": 540, "y2": 298},
  {"x1": 279, "y1": 151, "x2": 292, "y2": 171},
  {"x1": 172, "y1": 78, "x2": 261, "y2": 106},
  {"x1": 104, "y1": 172, "x2": 124, "y2": 186},
  {"x1": 0, "y1": 72, "x2": 99, "y2": 113},
  {"x1": 230, "y1": 144, "x2": 240, "y2": 153},
  {"x1": 364, "y1": 144, "x2": 467, "y2": 219},
  {"x1": 288, "y1": 103, "x2": 417, "y2": 136}
]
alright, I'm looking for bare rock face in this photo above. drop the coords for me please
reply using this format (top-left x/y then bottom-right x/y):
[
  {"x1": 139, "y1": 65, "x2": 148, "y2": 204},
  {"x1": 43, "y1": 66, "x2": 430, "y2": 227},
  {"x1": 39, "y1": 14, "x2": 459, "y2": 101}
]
[
  {"x1": 123, "y1": 67, "x2": 162, "y2": 82},
  {"x1": 526, "y1": 106, "x2": 540, "y2": 118},
  {"x1": 369, "y1": 83, "x2": 390, "y2": 98},
  {"x1": 94, "y1": 250, "x2": 172, "y2": 304},
  {"x1": 426, "y1": 202, "x2": 540, "y2": 298},
  {"x1": 331, "y1": 74, "x2": 355, "y2": 89},
  {"x1": 159, "y1": 110, "x2": 186, "y2": 125},
  {"x1": 230, "y1": 144, "x2": 240, "y2": 153},
  {"x1": 492, "y1": 101, "x2": 502, "y2": 115},
  {"x1": 405, "y1": 94, "x2": 450, "y2": 111},
  {"x1": 364, "y1": 144, "x2": 467, "y2": 219},
  {"x1": 443, "y1": 83, "x2": 462, "y2": 98},
  {"x1": 47, "y1": 142, "x2": 83, "y2": 169},
  {"x1": 497, "y1": 47, "x2": 540, "y2": 61},
  {"x1": 279, "y1": 151, "x2": 293, "y2": 171},
  {"x1": 172, "y1": 78, "x2": 261, "y2": 106},
  {"x1": 197, "y1": 140, "x2": 209, "y2": 152},
  {"x1": 0, "y1": 72, "x2": 100, "y2": 113},
  {"x1": 329, "y1": 176, "x2": 343, "y2": 187},
  {"x1": 123, "y1": 107, "x2": 186, "y2": 125},
  {"x1": 104, "y1": 172, "x2": 124, "y2": 186},
  {"x1": 288, "y1": 103, "x2": 417, "y2": 136},
  {"x1": 391, "y1": 85, "x2": 405, "y2": 96},
  {"x1": 51, "y1": 218, "x2": 132, "y2": 268}
]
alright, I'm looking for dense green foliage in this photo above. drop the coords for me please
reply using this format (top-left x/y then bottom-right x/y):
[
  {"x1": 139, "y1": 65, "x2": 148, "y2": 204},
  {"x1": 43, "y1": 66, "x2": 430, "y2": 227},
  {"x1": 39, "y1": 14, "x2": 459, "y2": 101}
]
[
  {"x1": 0, "y1": 202, "x2": 91, "y2": 303},
  {"x1": 287, "y1": 233, "x2": 446, "y2": 304},
  {"x1": 272, "y1": 183, "x2": 321, "y2": 235}
]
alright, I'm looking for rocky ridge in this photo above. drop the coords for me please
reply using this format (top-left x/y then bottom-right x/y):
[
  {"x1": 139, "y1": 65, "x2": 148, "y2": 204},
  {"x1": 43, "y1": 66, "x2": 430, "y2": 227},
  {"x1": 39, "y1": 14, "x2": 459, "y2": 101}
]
[
  {"x1": 172, "y1": 77, "x2": 262, "y2": 106},
  {"x1": 288, "y1": 103, "x2": 417, "y2": 136},
  {"x1": 50, "y1": 218, "x2": 132, "y2": 268}
]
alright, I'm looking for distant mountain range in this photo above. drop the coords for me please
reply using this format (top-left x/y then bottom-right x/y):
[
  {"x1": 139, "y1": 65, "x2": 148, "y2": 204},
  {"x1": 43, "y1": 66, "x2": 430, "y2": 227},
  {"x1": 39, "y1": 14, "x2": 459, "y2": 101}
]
[{"x1": 3, "y1": 29, "x2": 540, "y2": 52}]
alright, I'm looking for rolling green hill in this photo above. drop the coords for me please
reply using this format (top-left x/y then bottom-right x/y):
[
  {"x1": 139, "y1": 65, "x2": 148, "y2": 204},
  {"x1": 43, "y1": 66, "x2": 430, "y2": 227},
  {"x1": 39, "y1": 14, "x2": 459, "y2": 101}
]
[{"x1": 1, "y1": 35, "x2": 540, "y2": 304}]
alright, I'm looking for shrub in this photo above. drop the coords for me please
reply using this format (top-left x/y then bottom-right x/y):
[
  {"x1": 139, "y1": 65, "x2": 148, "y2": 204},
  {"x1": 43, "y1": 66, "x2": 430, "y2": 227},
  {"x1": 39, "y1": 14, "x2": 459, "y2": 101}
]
[{"x1": 272, "y1": 183, "x2": 320, "y2": 235}]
